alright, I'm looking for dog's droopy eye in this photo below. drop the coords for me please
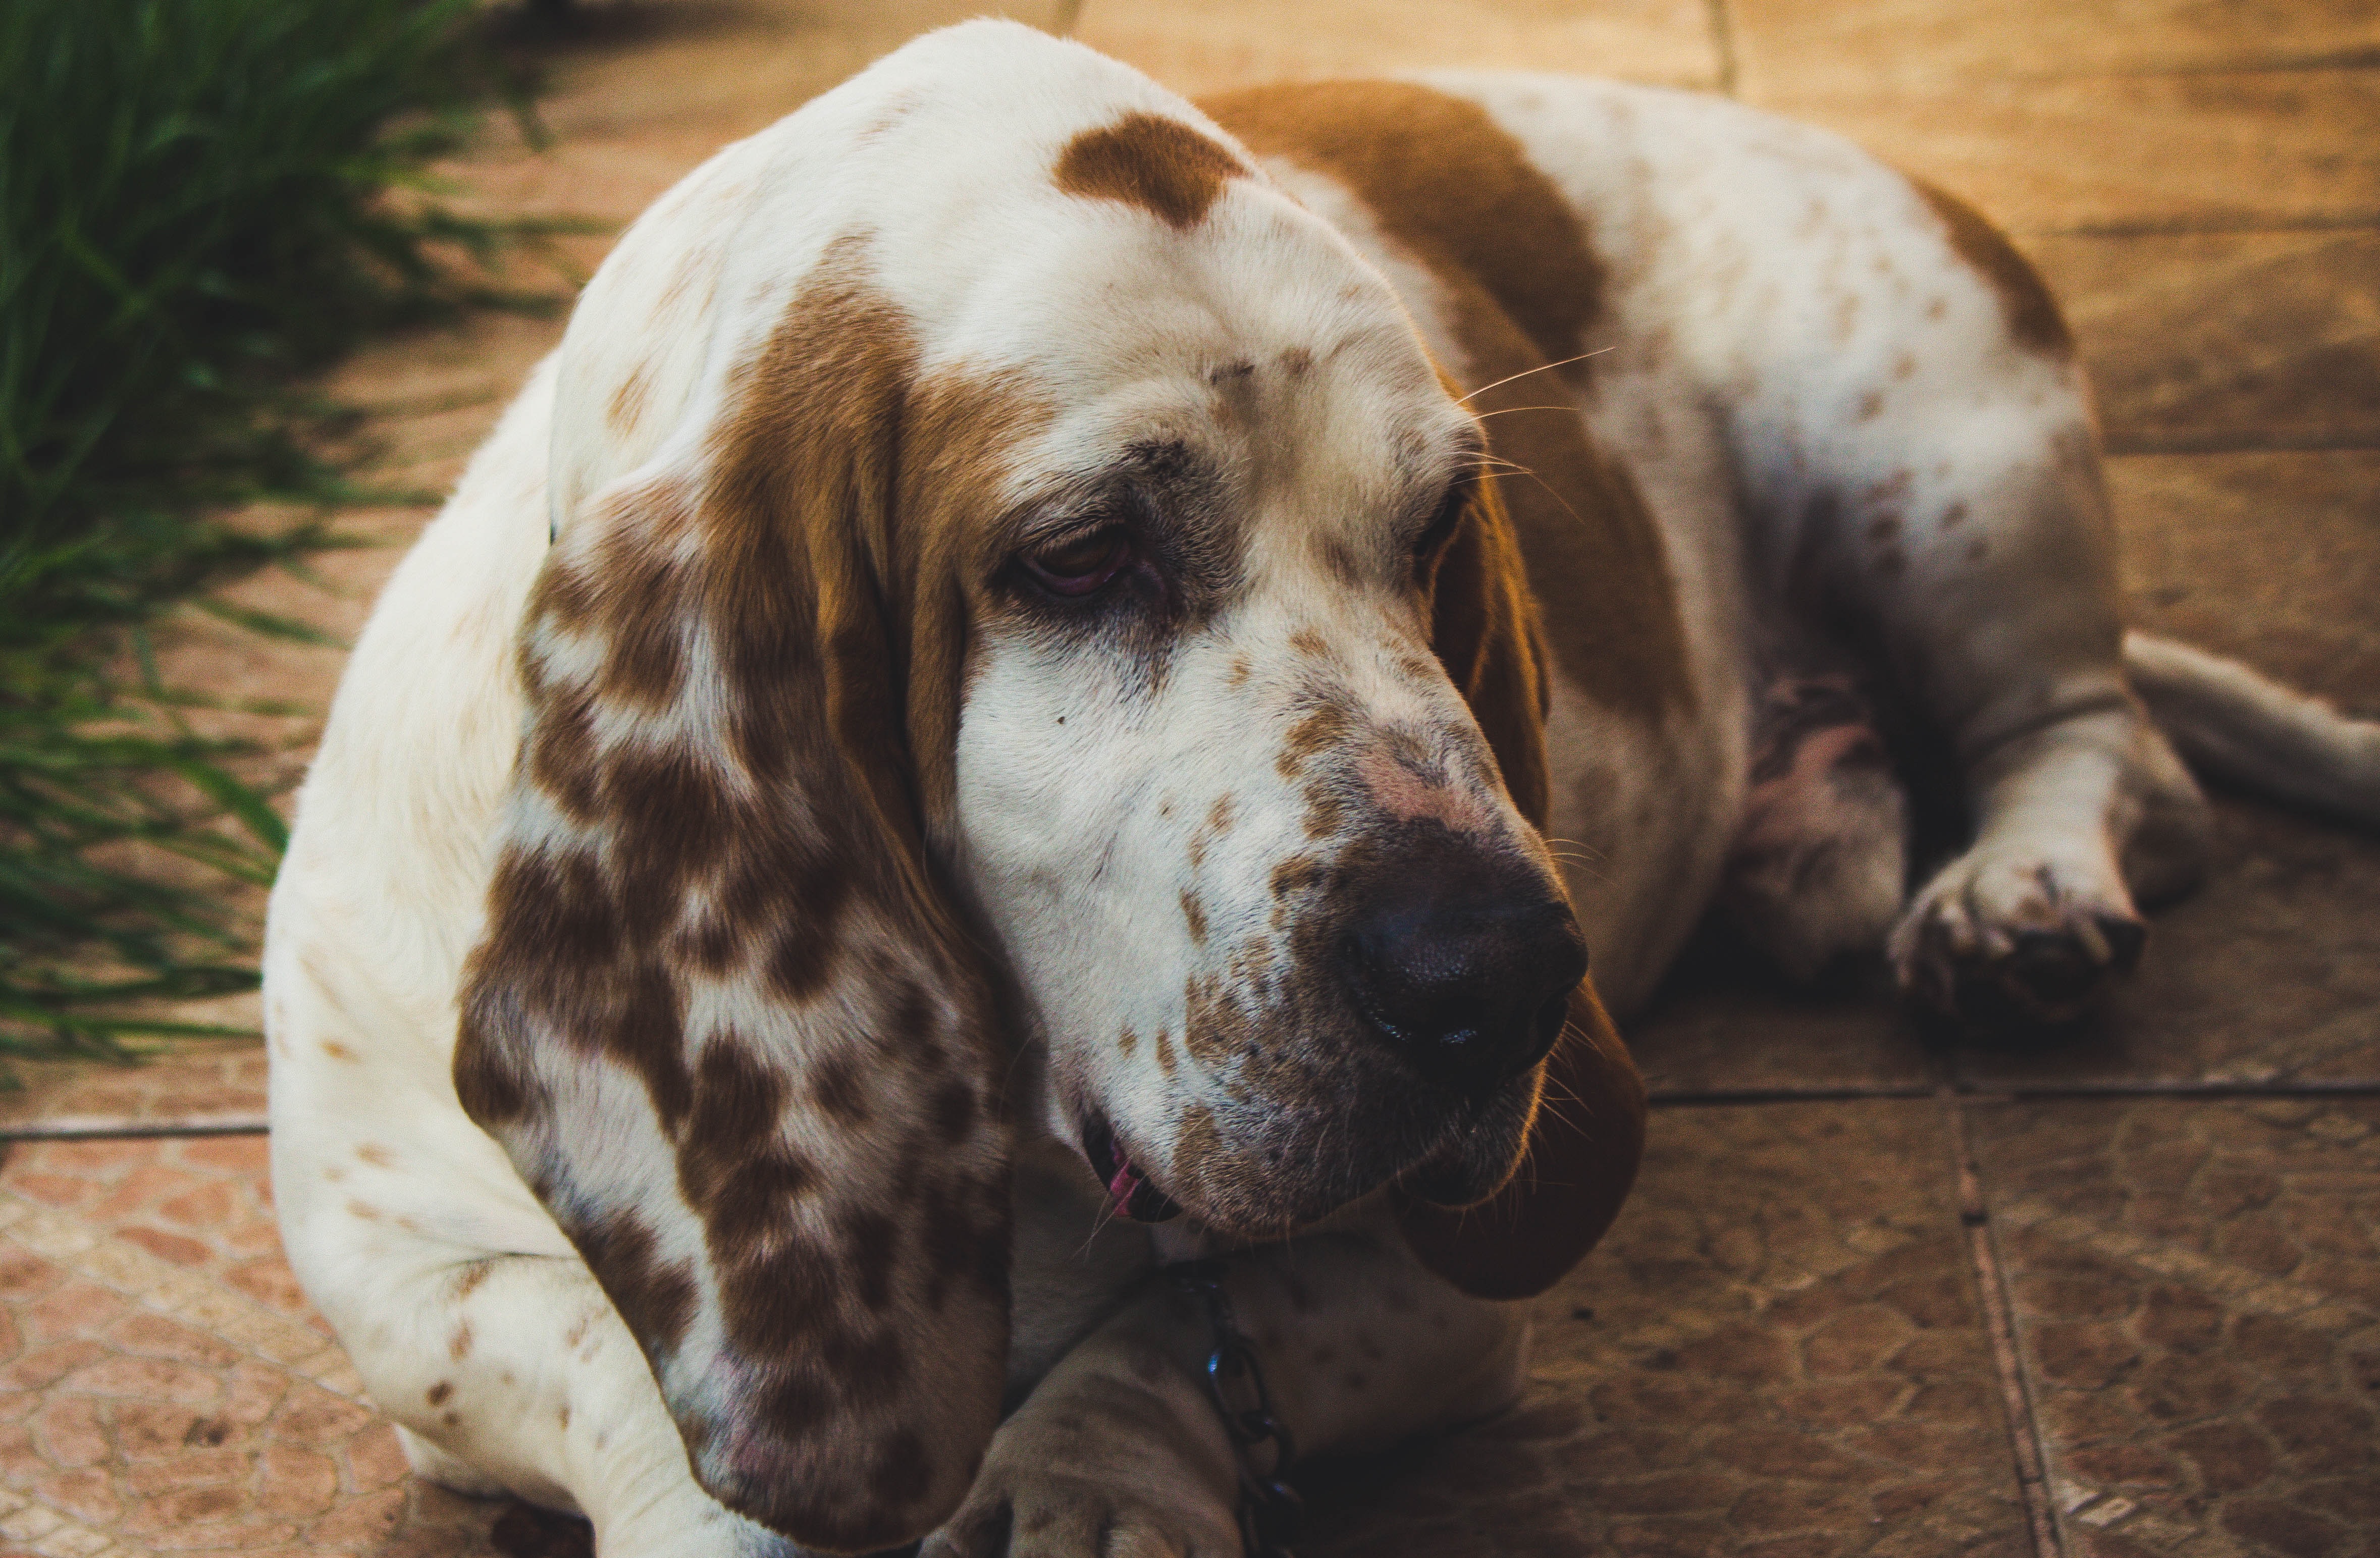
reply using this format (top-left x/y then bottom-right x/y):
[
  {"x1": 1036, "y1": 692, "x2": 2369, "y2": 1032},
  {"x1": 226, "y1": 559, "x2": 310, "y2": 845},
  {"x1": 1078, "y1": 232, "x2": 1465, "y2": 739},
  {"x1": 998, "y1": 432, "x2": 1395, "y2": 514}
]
[
  {"x1": 1414, "y1": 483, "x2": 1470, "y2": 568},
  {"x1": 1022, "y1": 527, "x2": 1133, "y2": 597}
]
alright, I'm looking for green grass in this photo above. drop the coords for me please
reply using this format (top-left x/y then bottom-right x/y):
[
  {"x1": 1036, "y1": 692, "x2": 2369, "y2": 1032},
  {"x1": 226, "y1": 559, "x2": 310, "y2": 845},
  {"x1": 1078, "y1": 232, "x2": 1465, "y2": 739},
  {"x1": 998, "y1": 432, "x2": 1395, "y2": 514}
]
[{"x1": 2, "y1": 0, "x2": 543, "y2": 1058}]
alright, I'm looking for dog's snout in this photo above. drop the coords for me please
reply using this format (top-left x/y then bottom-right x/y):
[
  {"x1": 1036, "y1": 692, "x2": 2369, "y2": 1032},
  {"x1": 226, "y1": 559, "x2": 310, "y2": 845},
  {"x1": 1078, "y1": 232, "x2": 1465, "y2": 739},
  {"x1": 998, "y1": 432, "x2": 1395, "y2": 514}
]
[{"x1": 1338, "y1": 834, "x2": 1588, "y2": 1097}]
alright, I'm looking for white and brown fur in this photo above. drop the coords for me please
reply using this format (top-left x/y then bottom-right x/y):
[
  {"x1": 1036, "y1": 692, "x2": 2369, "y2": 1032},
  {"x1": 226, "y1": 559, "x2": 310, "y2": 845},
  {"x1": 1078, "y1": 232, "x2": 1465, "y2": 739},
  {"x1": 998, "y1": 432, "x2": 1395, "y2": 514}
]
[{"x1": 265, "y1": 22, "x2": 2380, "y2": 1557}]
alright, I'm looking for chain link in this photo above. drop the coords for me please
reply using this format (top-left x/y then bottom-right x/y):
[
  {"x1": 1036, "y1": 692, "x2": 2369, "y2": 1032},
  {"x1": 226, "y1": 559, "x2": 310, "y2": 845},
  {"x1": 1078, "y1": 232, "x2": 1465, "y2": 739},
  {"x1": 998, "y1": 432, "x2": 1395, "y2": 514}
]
[{"x1": 1165, "y1": 1260, "x2": 1300, "y2": 1558}]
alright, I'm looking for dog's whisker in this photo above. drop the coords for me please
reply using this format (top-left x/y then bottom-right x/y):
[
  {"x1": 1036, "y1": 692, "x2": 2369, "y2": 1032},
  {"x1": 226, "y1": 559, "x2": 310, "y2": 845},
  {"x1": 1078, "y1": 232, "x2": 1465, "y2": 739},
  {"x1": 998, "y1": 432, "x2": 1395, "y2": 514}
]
[{"x1": 1453, "y1": 348, "x2": 1612, "y2": 404}]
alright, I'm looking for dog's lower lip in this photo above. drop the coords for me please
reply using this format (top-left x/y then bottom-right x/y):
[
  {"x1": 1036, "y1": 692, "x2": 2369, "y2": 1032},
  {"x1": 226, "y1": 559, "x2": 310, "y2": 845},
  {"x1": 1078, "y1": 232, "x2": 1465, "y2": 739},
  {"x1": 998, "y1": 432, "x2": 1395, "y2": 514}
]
[{"x1": 1080, "y1": 1114, "x2": 1183, "y2": 1223}]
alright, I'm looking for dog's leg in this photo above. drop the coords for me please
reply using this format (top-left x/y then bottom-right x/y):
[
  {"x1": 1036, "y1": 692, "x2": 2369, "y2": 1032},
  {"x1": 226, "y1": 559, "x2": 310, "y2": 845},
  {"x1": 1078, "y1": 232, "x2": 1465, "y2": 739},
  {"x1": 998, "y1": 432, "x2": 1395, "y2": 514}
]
[
  {"x1": 303, "y1": 1231, "x2": 806, "y2": 1557},
  {"x1": 1809, "y1": 406, "x2": 2209, "y2": 1022},
  {"x1": 924, "y1": 1228, "x2": 1524, "y2": 1558},
  {"x1": 1723, "y1": 668, "x2": 1911, "y2": 982}
]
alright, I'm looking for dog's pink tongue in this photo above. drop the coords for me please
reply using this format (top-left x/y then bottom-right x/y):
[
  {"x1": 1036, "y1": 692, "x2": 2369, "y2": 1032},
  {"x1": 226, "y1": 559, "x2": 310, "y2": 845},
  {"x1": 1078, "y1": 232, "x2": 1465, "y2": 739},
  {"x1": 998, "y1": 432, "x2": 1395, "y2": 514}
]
[{"x1": 1106, "y1": 1156, "x2": 1144, "y2": 1216}]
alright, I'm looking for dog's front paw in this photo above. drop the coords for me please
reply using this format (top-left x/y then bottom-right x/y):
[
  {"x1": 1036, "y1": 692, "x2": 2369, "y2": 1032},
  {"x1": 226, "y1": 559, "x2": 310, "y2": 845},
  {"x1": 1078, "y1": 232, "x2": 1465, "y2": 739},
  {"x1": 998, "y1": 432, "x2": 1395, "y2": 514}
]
[
  {"x1": 1890, "y1": 847, "x2": 2146, "y2": 1025},
  {"x1": 922, "y1": 1366, "x2": 1242, "y2": 1558}
]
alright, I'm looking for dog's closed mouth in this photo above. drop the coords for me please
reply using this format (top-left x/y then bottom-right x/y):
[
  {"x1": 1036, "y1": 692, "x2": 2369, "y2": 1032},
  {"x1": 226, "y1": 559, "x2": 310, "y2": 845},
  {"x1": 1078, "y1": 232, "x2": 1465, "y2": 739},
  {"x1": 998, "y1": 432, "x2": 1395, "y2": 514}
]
[{"x1": 1080, "y1": 1115, "x2": 1183, "y2": 1223}]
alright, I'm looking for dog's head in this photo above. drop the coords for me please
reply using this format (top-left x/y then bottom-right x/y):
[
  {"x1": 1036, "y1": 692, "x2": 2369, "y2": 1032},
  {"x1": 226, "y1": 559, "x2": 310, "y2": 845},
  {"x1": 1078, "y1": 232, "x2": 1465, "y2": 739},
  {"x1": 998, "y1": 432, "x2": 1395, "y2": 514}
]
[{"x1": 455, "y1": 22, "x2": 1641, "y2": 1551}]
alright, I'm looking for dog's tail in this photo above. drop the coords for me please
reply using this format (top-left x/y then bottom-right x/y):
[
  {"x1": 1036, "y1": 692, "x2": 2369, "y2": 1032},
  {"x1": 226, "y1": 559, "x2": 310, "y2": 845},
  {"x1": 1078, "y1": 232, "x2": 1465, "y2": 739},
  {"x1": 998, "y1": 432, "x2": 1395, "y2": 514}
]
[{"x1": 2125, "y1": 631, "x2": 2380, "y2": 827}]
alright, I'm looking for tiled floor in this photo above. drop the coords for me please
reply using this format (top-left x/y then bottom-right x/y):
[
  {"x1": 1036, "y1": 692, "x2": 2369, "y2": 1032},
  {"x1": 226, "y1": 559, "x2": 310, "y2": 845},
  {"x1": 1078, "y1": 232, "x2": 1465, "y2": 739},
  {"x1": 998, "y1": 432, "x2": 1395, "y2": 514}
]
[{"x1": 14, "y1": 1, "x2": 2373, "y2": 1554}]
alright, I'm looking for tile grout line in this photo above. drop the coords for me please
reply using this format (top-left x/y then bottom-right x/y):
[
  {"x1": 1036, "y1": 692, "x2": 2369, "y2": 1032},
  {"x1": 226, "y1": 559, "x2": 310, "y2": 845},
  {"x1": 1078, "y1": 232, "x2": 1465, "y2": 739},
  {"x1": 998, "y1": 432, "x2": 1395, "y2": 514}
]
[
  {"x1": 1648, "y1": 1077, "x2": 2380, "y2": 1107},
  {"x1": 2024, "y1": 212, "x2": 2380, "y2": 239},
  {"x1": 0, "y1": 1115, "x2": 270, "y2": 1142},
  {"x1": 1949, "y1": 1099, "x2": 2066, "y2": 1558},
  {"x1": 1704, "y1": 0, "x2": 1739, "y2": 97}
]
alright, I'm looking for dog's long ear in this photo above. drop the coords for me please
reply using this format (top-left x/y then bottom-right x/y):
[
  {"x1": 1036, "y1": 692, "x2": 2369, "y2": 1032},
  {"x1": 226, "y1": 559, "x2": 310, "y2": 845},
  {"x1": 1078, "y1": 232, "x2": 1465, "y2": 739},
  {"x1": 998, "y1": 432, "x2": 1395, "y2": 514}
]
[
  {"x1": 1401, "y1": 472, "x2": 1648, "y2": 1300},
  {"x1": 453, "y1": 258, "x2": 1017, "y2": 1551}
]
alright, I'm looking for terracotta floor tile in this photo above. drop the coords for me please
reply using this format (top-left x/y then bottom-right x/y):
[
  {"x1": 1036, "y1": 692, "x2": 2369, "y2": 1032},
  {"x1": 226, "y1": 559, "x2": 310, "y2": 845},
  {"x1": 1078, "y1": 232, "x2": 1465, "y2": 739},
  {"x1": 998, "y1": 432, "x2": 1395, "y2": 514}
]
[
  {"x1": 1749, "y1": 70, "x2": 2380, "y2": 232},
  {"x1": 1075, "y1": 0, "x2": 1721, "y2": 94},
  {"x1": 0, "y1": 1141, "x2": 320, "y2": 1333},
  {"x1": 1729, "y1": 0, "x2": 2380, "y2": 92},
  {"x1": 0, "y1": 1173, "x2": 511, "y2": 1555},
  {"x1": 1967, "y1": 1097, "x2": 2380, "y2": 1558},
  {"x1": 2108, "y1": 451, "x2": 2380, "y2": 705},
  {"x1": 1298, "y1": 1102, "x2": 2032, "y2": 1555},
  {"x1": 2034, "y1": 231, "x2": 2380, "y2": 455}
]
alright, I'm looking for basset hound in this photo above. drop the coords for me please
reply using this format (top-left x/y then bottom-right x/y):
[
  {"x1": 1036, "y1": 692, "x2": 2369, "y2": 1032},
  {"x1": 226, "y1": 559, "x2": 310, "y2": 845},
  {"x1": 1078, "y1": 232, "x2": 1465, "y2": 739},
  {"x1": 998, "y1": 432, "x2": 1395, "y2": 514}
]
[{"x1": 263, "y1": 21, "x2": 2380, "y2": 1557}]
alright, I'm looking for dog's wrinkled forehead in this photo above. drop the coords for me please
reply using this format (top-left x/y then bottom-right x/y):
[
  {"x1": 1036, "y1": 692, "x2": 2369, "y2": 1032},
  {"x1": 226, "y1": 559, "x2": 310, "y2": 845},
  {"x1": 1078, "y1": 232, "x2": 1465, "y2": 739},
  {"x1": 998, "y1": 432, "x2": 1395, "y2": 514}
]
[
  {"x1": 844, "y1": 27, "x2": 1466, "y2": 470},
  {"x1": 554, "y1": 19, "x2": 1467, "y2": 556}
]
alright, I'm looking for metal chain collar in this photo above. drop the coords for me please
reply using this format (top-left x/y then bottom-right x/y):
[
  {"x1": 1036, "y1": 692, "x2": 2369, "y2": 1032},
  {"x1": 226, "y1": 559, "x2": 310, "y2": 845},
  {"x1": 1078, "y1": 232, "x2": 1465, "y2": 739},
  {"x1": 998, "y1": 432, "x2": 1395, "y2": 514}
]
[{"x1": 1165, "y1": 1260, "x2": 1301, "y2": 1558}]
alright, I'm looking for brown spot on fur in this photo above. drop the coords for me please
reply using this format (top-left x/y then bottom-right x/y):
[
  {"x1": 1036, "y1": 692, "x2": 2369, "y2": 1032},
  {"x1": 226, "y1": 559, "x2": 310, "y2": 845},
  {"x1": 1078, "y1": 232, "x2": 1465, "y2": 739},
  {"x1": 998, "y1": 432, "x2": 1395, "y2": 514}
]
[
  {"x1": 1118, "y1": 1026, "x2": 1137, "y2": 1056},
  {"x1": 608, "y1": 362, "x2": 655, "y2": 435},
  {"x1": 426, "y1": 1381, "x2": 452, "y2": 1407},
  {"x1": 1155, "y1": 1029, "x2": 1177, "y2": 1076},
  {"x1": 1912, "y1": 180, "x2": 2072, "y2": 358},
  {"x1": 1203, "y1": 81, "x2": 1693, "y2": 726},
  {"x1": 449, "y1": 1322, "x2": 474, "y2": 1362},
  {"x1": 1868, "y1": 514, "x2": 1902, "y2": 543},
  {"x1": 356, "y1": 1143, "x2": 394, "y2": 1168},
  {"x1": 1288, "y1": 628, "x2": 1329, "y2": 658},
  {"x1": 1205, "y1": 794, "x2": 1235, "y2": 835},
  {"x1": 812, "y1": 1050, "x2": 871, "y2": 1125},
  {"x1": 1270, "y1": 854, "x2": 1324, "y2": 901},
  {"x1": 1278, "y1": 702, "x2": 1352, "y2": 776},
  {"x1": 574, "y1": 1208, "x2": 699, "y2": 1362},
  {"x1": 1858, "y1": 390, "x2": 1884, "y2": 421},
  {"x1": 346, "y1": 1200, "x2": 380, "y2": 1221},
  {"x1": 1054, "y1": 112, "x2": 1247, "y2": 230},
  {"x1": 1226, "y1": 656, "x2": 1250, "y2": 687},
  {"x1": 1181, "y1": 890, "x2": 1209, "y2": 946},
  {"x1": 451, "y1": 1260, "x2": 495, "y2": 1300},
  {"x1": 321, "y1": 1040, "x2": 356, "y2": 1062}
]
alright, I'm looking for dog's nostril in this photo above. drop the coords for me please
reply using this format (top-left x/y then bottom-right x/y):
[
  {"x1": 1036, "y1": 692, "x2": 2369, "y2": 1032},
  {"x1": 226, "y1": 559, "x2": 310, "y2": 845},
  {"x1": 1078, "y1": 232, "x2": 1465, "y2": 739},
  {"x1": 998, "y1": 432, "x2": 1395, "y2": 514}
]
[{"x1": 1339, "y1": 888, "x2": 1588, "y2": 1097}]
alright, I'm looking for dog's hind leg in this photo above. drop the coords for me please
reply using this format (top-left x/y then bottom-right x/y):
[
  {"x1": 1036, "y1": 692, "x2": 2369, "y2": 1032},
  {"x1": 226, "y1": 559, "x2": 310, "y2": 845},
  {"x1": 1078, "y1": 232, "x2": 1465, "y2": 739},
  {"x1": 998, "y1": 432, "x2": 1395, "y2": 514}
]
[
  {"x1": 1721, "y1": 668, "x2": 1911, "y2": 982},
  {"x1": 1744, "y1": 187, "x2": 2218, "y2": 1023},
  {"x1": 1803, "y1": 379, "x2": 2211, "y2": 1024}
]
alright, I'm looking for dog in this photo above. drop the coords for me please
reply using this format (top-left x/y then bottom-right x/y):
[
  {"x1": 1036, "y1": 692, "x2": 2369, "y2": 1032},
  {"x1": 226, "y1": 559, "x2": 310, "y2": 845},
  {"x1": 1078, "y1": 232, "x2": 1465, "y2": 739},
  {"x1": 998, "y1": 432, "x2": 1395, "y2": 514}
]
[{"x1": 263, "y1": 21, "x2": 2380, "y2": 1556}]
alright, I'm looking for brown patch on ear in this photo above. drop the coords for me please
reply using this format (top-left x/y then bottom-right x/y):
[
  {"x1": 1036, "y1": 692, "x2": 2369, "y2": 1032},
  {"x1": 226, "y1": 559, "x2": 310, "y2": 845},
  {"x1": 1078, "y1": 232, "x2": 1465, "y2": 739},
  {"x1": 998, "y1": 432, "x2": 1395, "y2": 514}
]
[
  {"x1": 1204, "y1": 81, "x2": 1693, "y2": 723},
  {"x1": 457, "y1": 243, "x2": 1041, "y2": 1551},
  {"x1": 1398, "y1": 981, "x2": 1645, "y2": 1300},
  {"x1": 1911, "y1": 179, "x2": 2072, "y2": 359},
  {"x1": 1055, "y1": 111, "x2": 1248, "y2": 230},
  {"x1": 1422, "y1": 473, "x2": 1553, "y2": 825}
]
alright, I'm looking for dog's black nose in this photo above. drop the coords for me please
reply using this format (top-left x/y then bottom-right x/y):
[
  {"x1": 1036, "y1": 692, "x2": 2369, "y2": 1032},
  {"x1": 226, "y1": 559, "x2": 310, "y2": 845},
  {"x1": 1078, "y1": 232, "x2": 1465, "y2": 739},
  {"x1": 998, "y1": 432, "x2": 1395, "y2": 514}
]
[{"x1": 1338, "y1": 841, "x2": 1588, "y2": 1098}]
